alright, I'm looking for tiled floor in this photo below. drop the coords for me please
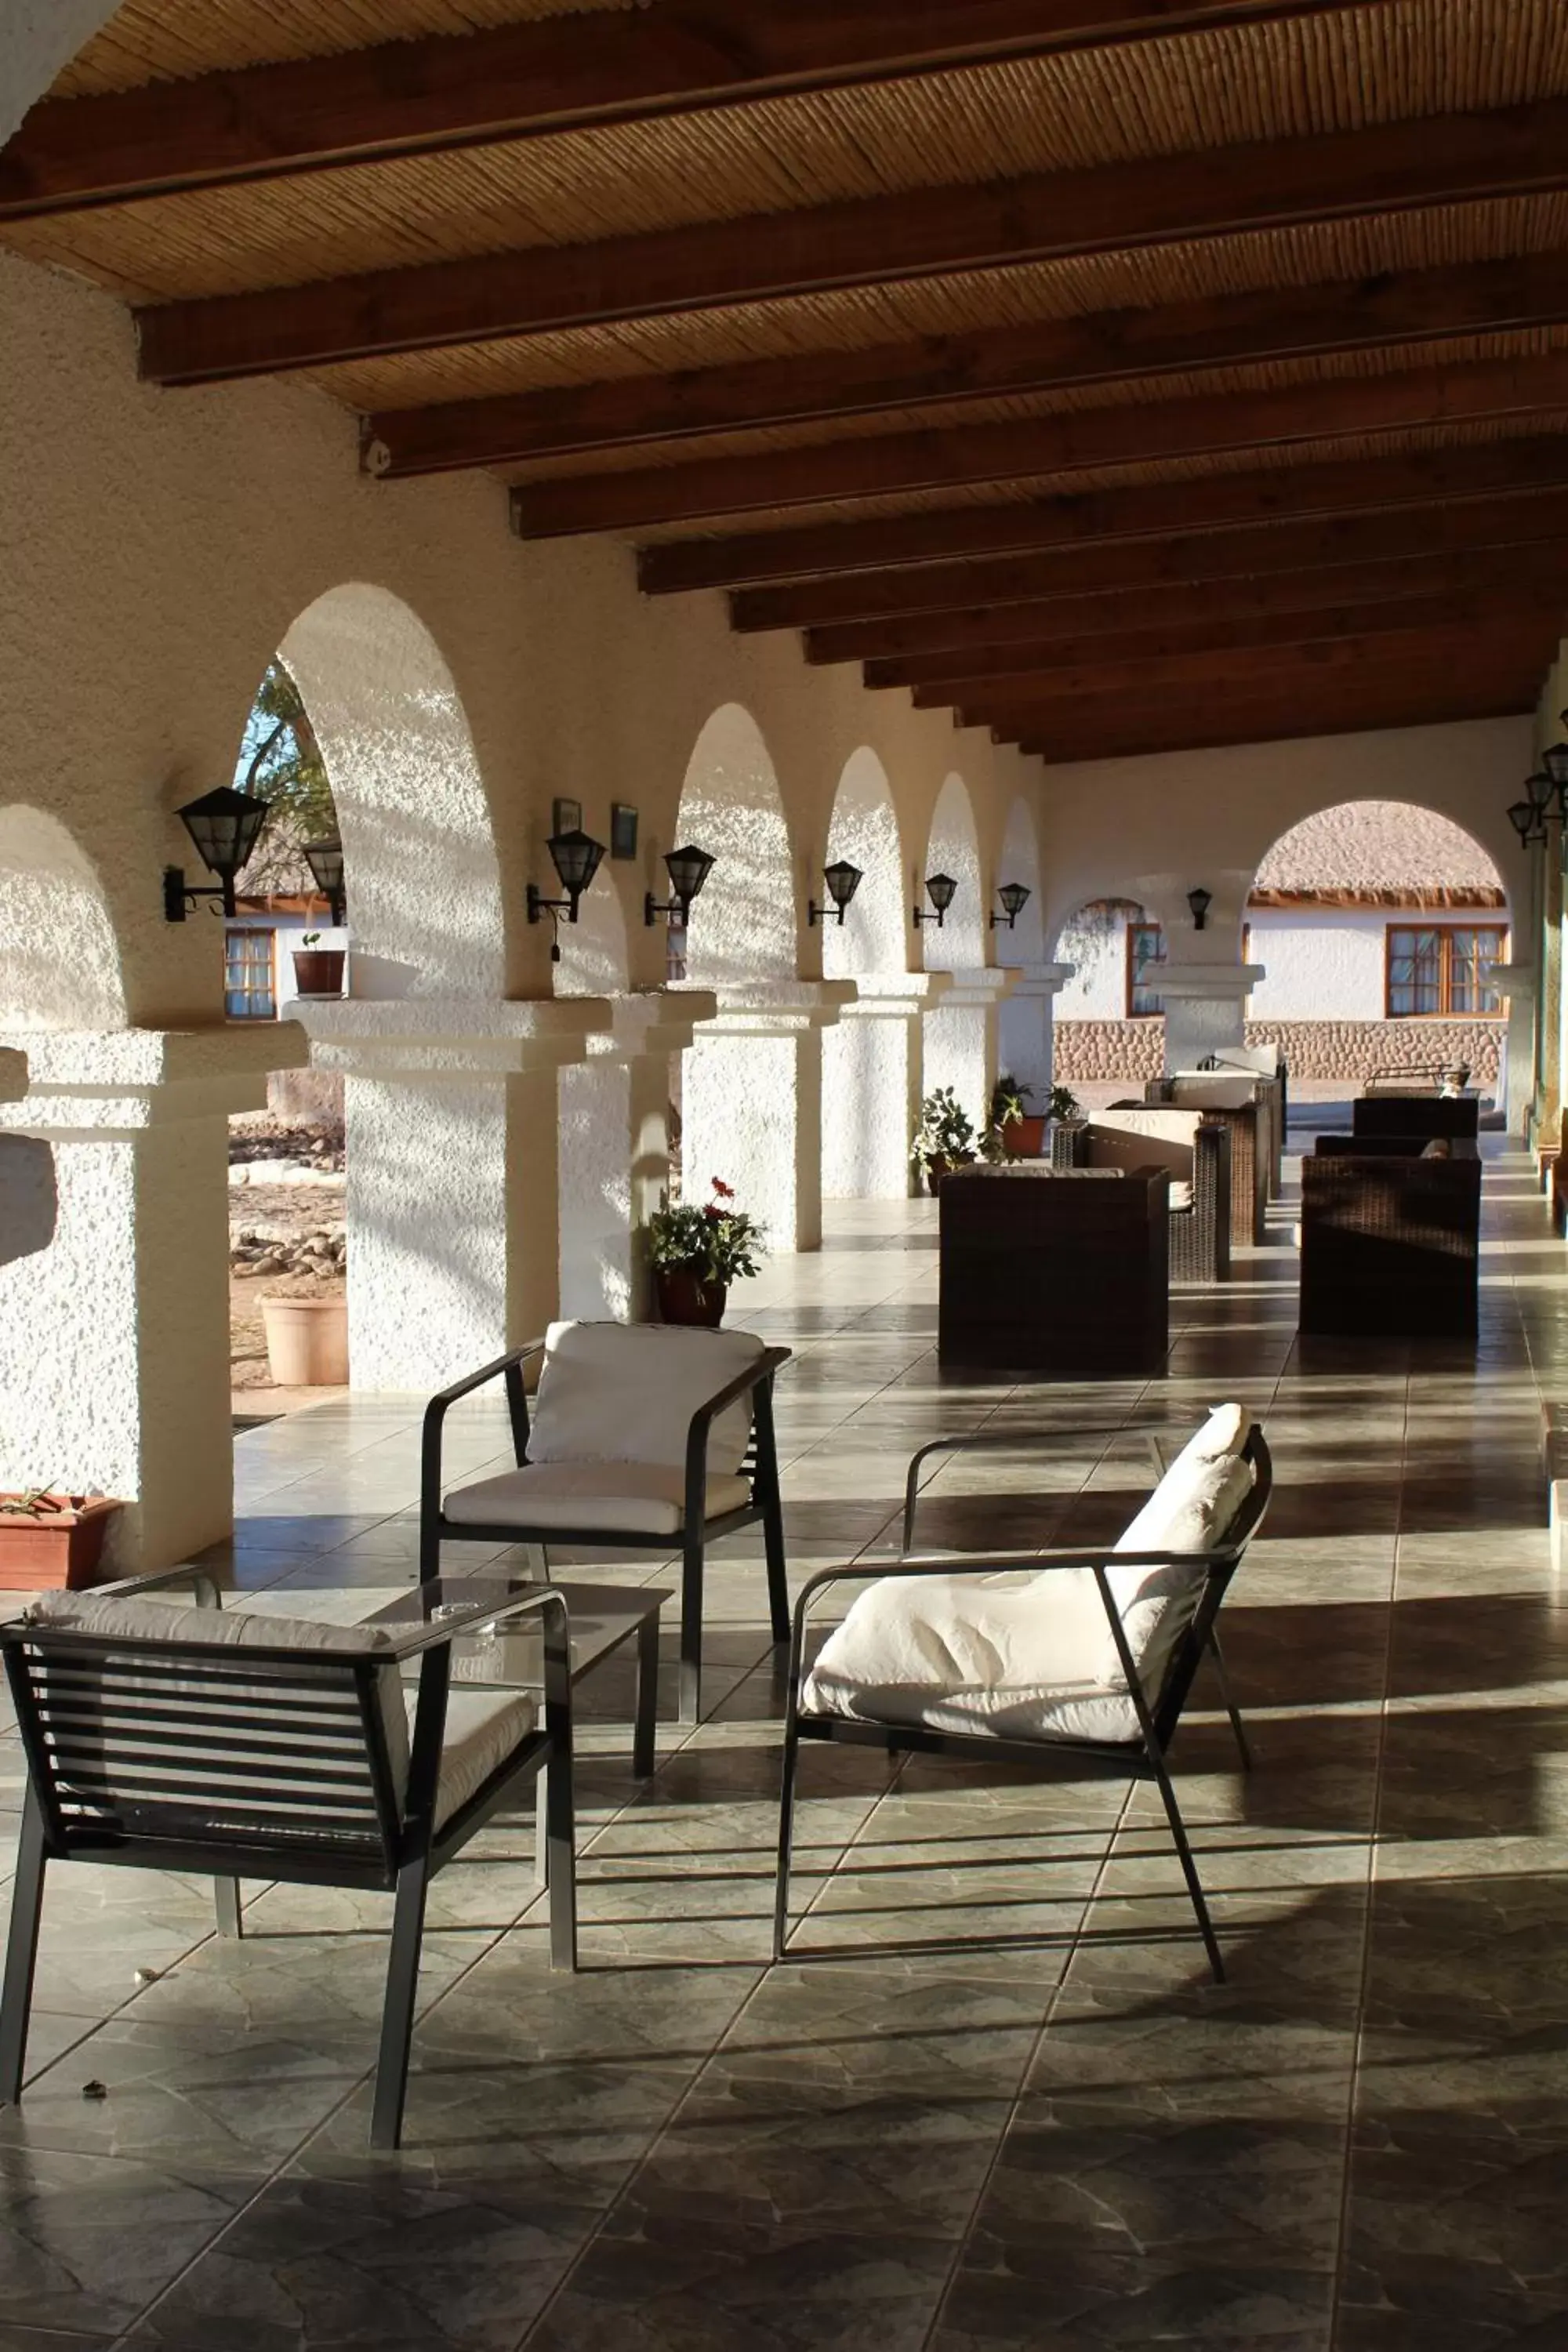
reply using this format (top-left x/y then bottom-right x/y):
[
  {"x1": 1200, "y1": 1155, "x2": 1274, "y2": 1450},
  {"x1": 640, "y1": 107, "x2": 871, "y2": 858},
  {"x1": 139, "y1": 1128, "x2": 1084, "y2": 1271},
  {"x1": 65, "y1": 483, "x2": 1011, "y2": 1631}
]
[{"x1": 2, "y1": 1131, "x2": 1566, "y2": 2350}]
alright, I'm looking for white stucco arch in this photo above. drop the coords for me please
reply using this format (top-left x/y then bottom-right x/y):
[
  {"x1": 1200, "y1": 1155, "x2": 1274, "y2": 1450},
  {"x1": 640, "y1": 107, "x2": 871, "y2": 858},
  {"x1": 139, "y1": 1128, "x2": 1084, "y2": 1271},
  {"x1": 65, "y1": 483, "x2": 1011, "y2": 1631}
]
[
  {"x1": 922, "y1": 771, "x2": 985, "y2": 971},
  {"x1": 0, "y1": 805, "x2": 125, "y2": 1032},
  {"x1": 674, "y1": 702, "x2": 795, "y2": 987},
  {"x1": 278, "y1": 584, "x2": 504, "y2": 1000},
  {"x1": 822, "y1": 747, "x2": 906, "y2": 982}
]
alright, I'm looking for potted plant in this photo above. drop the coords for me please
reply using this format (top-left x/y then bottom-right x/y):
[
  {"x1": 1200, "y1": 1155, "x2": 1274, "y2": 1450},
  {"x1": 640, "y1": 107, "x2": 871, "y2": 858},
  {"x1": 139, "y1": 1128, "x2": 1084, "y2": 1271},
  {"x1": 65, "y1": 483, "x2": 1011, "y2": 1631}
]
[
  {"x1": 292, "y1": 931, "x2": 345, "y2": 997},
  {"x1": 911, "y1": 1088, "x2": 977, "y2": 1193},
  {"x1": 646, "y1": 1177, "x2": 765, "y2": 1327},
  {"x1": 0, "y1": 1488, "x2": 122, "y2": 1589},
  {"x1": 1047, "y1": 1082, "x2": 1082, "y2": 1128},
  {"x1": 988, "y1": 1075, "x2": 1047, "y2": 1159}
]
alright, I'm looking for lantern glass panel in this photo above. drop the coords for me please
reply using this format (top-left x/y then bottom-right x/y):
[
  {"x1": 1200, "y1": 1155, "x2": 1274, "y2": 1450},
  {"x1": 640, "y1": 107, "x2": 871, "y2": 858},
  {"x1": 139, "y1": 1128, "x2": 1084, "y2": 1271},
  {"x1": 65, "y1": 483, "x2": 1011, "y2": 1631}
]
[
  {"x1": 823, "y1": 859, "x2": 863, "y2": 912},
  {"x1": 548, "y1": 829, "x2": 605, "y2": 897},
  {"x1": 177, "y1": 786, "x2": 269, "y2": 879},
  {"x1": 665, "y1": 844, "x2": 716, "y2": 906},
  {"x1": 925, "y1": 872, "x2": 957, "y2": 913},
  {"x1": 303, "y1": 839, "x2": 345, "y2": 897},
  {"x1": 997, "y1": 881, "x2": 1030, "y2": 921}
]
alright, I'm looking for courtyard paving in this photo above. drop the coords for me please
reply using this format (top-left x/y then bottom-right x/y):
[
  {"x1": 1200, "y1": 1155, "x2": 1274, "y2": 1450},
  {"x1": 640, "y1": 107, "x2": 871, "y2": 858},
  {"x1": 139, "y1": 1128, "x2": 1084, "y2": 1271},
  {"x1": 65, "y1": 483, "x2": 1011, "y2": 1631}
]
[{"x1": 0, "y1": 1132, "x2": 1563, "y2": 2349}]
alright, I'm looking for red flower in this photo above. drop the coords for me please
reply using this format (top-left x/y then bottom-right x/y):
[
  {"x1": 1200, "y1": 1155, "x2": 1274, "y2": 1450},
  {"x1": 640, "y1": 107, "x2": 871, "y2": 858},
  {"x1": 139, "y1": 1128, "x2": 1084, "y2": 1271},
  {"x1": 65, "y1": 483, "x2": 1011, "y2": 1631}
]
[{"x1": 711, "y1": 1177, "x2": 735, "y2": 1199}]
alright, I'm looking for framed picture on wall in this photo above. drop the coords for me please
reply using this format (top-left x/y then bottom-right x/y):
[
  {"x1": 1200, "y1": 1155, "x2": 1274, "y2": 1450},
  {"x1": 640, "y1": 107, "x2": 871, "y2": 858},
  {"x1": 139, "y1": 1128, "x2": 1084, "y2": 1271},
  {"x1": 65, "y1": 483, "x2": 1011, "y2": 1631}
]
[
  {"x1": 611, "y1": 803, "x2": 638, "y2": 860},
  {"x1": 551, "y1": 797, "x2": 582, "y2": 837}
]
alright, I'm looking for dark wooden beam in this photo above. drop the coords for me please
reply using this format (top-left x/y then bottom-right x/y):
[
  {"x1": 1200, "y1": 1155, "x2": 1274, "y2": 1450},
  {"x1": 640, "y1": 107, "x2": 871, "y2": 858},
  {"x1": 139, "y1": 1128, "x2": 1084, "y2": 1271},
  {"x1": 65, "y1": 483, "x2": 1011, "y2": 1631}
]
[
  {"x1": 817, "y1": 520, "x2": 1568, "y2": 664},
  {"x1": 136, "y1": 97, "x2": 1568, "y2": 385},
  {"x1": 726, "y1": 457, "x2": 1568, "y2": 631},
  {"x1": 905, "y1": 589, "x2": 1568, "y2": 700},
  {"x1": 1013, "y1": 677, "x2": 1540, "y2": 760},
  {"x1": 644, "y1": 431, "x2": 1568, "y2": 595},
  {"x1": 514, "y1": 347, "x2": 1568, "y2": 536},
  {"x1": 959, "y1": 617, "x2": 1559, "y2": 712},
  {"x1": 366, "y1": 249, "x2": 1568, "y2": 474},
  {"x1": 0, "y1": 0, "x2": 1373, "y2": 220}
]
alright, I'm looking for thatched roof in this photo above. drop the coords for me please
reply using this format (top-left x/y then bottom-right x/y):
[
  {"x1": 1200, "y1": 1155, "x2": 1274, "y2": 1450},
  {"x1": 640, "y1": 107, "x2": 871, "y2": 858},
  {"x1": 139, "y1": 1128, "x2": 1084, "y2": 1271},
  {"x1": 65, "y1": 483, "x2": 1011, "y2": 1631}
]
[{"x1": 1249, "y1": 799, "x2": 1508, "y2": 906}]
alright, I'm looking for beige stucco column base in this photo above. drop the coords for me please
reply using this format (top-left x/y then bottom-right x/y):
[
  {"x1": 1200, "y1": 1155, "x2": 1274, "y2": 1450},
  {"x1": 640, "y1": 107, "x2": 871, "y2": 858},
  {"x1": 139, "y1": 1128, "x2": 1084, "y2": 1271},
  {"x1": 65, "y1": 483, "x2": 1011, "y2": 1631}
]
[
  {"x1": 676, "y1": 980, "x2": 855, "y2": 1253},
  {"x1": 996, "y1": 961, "x2": 1076, "y2": 1100},
  {"x1": 299, "y1": 997, "x2": 610, "y2": 1387},
  {"x1": 922, "y1": 967, "x2": 1017, "y2": 1133},
  {"x1": 0, "y1": 1024, "x2": 307, "y2": 1570},
  {"x1": 823, "y1": 974, "x2": 951, "y2": 1200},
  {"x1": 558, "y1": 990, "x2": 718, "y2": 1322},
  {"x1": 1156, "y1": 964, "x2": 1267, "y2": 1074}
]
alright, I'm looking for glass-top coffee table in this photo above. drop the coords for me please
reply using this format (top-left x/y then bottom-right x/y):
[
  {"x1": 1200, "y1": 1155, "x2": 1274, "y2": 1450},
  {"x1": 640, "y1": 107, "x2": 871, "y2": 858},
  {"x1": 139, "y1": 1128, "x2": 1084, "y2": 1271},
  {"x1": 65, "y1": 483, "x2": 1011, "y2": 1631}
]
[{"x1": 365, "y1": 1577, "x2": 666, "y2": 1778}]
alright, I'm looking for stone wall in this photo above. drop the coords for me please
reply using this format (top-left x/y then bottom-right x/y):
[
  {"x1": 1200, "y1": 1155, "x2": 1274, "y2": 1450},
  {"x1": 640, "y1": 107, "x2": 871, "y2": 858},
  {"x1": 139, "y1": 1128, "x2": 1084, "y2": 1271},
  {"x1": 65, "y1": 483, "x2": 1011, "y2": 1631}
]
[{"x1": 1055, "y1": 1016, "x2": 1503, "y2": 1085}]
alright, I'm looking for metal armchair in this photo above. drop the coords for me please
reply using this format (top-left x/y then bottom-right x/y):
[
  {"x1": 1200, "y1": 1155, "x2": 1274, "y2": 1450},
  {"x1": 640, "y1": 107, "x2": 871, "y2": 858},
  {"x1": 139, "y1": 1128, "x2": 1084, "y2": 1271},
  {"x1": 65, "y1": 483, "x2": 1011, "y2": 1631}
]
[{"x1": 0, "y1": 1567, "x2": 574, "y2": 2150}]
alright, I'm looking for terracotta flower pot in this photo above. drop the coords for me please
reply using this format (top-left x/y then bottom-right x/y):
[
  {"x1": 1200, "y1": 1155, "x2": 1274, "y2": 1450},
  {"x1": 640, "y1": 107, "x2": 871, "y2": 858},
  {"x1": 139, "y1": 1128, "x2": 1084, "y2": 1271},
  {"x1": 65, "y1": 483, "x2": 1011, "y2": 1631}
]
[
  {"x1": 292, "y1": 948, "x2": 345, "y2": 997},
  {"x1": 261, "y1": 1295, "x2": 349, "y2": 1385},
  {"x1": 1000, "y1": 1114, "x2": 1047, "y2": 1158},
  {"x1": 654, "y1": 1266, "x2": 728, "y2": 1327},
  {"x1": 0, "y1": 1494, "x2": 122, "y2": 1590},
  {"x1": 924, "y1": 1152, "x2": 975, "y2": 1196}
]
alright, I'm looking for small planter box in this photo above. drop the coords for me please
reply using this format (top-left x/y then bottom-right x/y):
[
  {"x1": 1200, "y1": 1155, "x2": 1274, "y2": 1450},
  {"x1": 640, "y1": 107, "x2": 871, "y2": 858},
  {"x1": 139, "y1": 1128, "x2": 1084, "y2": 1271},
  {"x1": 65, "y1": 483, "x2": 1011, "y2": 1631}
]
[
  {"x1": 1000, "y1": 1114, "x2": 1047, "y2": 1158},
  {"x1": 0, "y1": 1495, "x2": 122, "y2": 1590},
  {"x1": 262, "y1": 1296, "x2": 349, "y2": 1385},
  {"x1": 292, "y1": 948, "x2": 345, "y2": 997},
  {"x1": 653, "y1": 1267, "x2": 727, "y2": 1327}
]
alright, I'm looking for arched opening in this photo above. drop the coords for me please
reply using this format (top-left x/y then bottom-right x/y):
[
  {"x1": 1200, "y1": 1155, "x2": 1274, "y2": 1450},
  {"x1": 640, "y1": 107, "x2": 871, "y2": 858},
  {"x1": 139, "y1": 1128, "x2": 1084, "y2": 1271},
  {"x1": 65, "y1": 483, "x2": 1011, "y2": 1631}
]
[
  {"x1": 995, "y1": 798, "x2": 1050, "y2": 1107},
  {"x1": 554, "y1": 870, "x2": 637, "y2": 1318},
  {"x1": 920, "y1": 771, "x2": 985, "y2": 974},
  {"x1": 1247, "y1": 799, "x2": 1512, "y2": 1105},
  {"x1": 673, "y1": 702, "x2": 795, "y2": 990},
  {"x1": 1051, "y1": 895, "x2": 1167, "y2": 1098},
  {"x1": 821, "y1": 749, "x2": 909, "y2": 1198}
]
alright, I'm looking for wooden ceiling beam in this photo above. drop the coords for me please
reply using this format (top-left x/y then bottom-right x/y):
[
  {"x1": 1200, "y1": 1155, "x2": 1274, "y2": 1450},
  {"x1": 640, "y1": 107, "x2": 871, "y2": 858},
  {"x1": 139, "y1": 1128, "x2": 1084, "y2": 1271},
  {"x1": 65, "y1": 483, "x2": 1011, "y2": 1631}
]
[
  {"x1": 644, "y1": 431, "x2": 1568, "y2": 595},
  {"x1": 959, "y1": 618, "x2": 1558, "y2": 710},
  {"x1": 135, "y1": 96, "x2": 1568, "y2": 385},
  {"x1": 897, "y1": 586, "x2": 1568, "y2": 699},
  {"x1": 1014, "y1": 679, "x2": 1540, "y2": 760},
  {"x1": 514, "y1": 347, "x2": 1568, "y2": 536},
  {"x1": 367, "y1": 248, "x2": 1568, "y2": 475},
  {"x1": 0, "y1": 0, "x2": 1374, "y2": 221},
  {"x1": 815, "y1": 521, "x2": 1568, "y2": 664}
]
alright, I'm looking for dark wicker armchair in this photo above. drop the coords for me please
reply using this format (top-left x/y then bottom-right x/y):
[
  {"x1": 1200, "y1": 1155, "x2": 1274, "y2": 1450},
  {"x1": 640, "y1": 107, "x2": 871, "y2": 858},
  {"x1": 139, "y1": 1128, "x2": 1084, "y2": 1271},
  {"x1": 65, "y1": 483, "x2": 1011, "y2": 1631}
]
[
  {"x1": 1053, "y1": 1109, "x2": 1231, "y2": 1281},
  {"x1": 1351, "y1": 1094, "x2": 1479, "y2": 1149},
  {"x1": 938, "y1": 1162, "x2": 1169, "y2": 1374},
  {"x1": 1299, "y1": 1141, "x2": 1482, "y2": 1336}
]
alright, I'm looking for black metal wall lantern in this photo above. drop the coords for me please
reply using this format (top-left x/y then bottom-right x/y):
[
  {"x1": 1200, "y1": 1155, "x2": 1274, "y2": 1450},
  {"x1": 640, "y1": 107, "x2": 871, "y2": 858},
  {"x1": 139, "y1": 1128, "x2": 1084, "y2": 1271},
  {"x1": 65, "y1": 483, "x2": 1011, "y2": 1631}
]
[
  {"x1": 528, "y1": 828, "x2": 606, "y2": 960},
  {"x1": 808, "y1": 860, "x2": 863, "y2": 927},
  {"x1": 164, "y1": 786, "x2": 270, "y2": 921},
  {"x1": 303, "y1": 838, "x2": 347, "y2": 927},
  {"x1": 913, "y1": 873, "x2": 957, "y2": 929},
  {"x1": 991, "y1": 881, "x2": 1031, "y2": 930},
  {"x1": 1187, "y1": 886, "x2": 1212, "y2": 931},
  {"x1": 645, "y1": 843, "x2": 717, "y2": 927},
  {"x1": 1510, "y1": 789, "x2": 1549, "y2": 848},
  {"x1": 1542, "y1": 713, "x2": 1568, "y2": 797}
]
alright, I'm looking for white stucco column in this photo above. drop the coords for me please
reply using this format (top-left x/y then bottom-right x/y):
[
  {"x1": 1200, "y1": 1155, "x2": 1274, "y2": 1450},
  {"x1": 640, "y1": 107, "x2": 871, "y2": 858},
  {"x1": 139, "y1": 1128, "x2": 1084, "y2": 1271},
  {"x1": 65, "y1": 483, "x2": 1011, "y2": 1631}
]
[
  {"x1": 299, "y1": 997, "x2": 609, "y2": 1386},
  {"x1": 677, "y1": 980, "x2": 855, "y2": 1252},
  {"x1": 1492, "y1": 964, "x2": 1537, "y2": 1138},
  {"x1": 823, "y1": 973, "x2": 951, "y2": 1200},
  {"x1": 558, "y1": 989, "x2": 717, "y2": 1322},
  {"x1": 0, "y1": 1025, "x2": 306, "y2": 1570},
  {"x1": 1156, "y1": 963, "x2": 1267, "y2": 1074},
  {"x1": 996, "y1": 961, "x2": 1076, "y2": 1098},
  {"x1": 922, "y1": 967, "x2": 1018, "y2": 1131}
]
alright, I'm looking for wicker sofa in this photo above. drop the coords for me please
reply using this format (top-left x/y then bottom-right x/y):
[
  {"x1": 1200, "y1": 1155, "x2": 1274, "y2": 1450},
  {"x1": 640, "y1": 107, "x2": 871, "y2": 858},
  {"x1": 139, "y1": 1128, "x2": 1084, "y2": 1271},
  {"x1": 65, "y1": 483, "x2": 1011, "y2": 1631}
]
[
  {"x1": 1145, "y1": 1074, "x2": 1271, "y2": 1243},
  {"x1": 1298, "y1": 1138, "x2": 1482, "y2": 1336},
  {"x1": 1351, "y1": 1094, "x2": 1479, "y2": 1150},
  {"x1": 1052, "y1": 1109, "x2": 1231, "y2": 1281},
  {"x1": 938, "y1": 1163, "x2": 1170, "y2": 1374}
]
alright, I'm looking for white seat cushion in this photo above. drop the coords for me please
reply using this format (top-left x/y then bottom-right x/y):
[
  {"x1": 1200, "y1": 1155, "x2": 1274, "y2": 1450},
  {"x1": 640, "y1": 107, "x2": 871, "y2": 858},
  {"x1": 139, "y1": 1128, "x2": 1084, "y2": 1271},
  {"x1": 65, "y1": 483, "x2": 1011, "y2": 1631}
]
[
  {"x1": 528, "y1": 1320, "x2": 764, "y2": 1476},
  {"x1": 444, "y1": 1459, "x2": 752, "y2": 1535},
  {"x1": 802, "y1": 1403, "x2": 1256, "y2": 1748},
  {"x1": 411, "y1": 1686, "x2": 537, "y2": 1828}
]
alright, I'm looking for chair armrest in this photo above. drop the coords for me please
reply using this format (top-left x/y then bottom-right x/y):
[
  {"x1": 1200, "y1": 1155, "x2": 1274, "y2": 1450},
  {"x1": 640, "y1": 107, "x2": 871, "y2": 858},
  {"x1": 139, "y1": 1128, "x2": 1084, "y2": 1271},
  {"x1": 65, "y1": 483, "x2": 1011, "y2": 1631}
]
[
  {"x1": 90, "y1": 1565, "x2": 223, "y2": 1610},
  {"x1": 422, "y1": 1341, "x2": 545, "y2": 1530},
  {"x1": 902, "y1": 1423, "x2": 1170, "y2": 1554},
  {"x1": 683, "y1": 1345, "x2": 792, "y2": 1526},
  {"x1": 380, "y1": 1584, "x2": 569, "y2": 1661}
]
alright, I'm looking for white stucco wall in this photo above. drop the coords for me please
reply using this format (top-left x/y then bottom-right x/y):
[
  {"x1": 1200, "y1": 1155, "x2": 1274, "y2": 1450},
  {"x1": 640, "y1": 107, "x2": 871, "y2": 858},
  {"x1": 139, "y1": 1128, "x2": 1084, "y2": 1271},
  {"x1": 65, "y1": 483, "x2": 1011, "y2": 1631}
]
[{"x1": 1247, "y1": 904, "x2": 1509, "y2": 1019}]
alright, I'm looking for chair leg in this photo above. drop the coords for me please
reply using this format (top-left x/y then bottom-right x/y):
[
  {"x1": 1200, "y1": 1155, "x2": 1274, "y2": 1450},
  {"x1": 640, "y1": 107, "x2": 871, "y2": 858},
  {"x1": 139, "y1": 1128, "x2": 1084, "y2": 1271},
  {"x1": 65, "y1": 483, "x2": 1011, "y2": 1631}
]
[
  {"x1": 772, "y1": 1725, "x2": 800, "y2": 1964},
  {"x1": 543, "y1": 1748, "x2": 577, "y2": 1973},
  {"x1": 679, "y1": 1536, "x2": 704, "y2": 1723},
  {"x1": 762, "y1": 1496, "x2": 790, "y2": 1648},
  {"x1": 371, "y1": 1855, "x2": 430, "y2": 2151},
  {"x1": 0, "y1": 1789, "x2": 48, "y2": 2105},
  {"x1": 213, "y1": 1876, "x2": 243, "y2": 1938},
  {"x1": 1149, "y1": 1753, "x2": 1225, "y2": 1984},
  {"x1": 1207, "y1": 1630, "x2": 1252, "y2": 1772}
]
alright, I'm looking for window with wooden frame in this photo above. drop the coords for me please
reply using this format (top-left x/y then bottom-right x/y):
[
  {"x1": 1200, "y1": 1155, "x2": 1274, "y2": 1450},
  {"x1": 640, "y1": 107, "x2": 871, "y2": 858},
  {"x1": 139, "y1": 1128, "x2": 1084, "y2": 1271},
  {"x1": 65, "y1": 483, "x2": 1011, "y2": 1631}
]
[
  {"x1": 224, "y1": 927, "x2": 277, "y2": 1020},
  {"x1": 1384, "y1": 924, "x2": 1507, "y2": 1018},
  {"x1": 1126, "y1": 919, "x2": 1166, "y2": 1016}
]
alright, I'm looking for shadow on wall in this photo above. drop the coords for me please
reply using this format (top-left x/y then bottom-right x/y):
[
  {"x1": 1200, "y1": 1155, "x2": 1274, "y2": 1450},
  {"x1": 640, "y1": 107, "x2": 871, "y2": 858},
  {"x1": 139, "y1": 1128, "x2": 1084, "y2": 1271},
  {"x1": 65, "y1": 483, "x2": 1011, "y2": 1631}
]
[{"x1": 0, "y1": 1138, "x2": 55, "y2": 1266}]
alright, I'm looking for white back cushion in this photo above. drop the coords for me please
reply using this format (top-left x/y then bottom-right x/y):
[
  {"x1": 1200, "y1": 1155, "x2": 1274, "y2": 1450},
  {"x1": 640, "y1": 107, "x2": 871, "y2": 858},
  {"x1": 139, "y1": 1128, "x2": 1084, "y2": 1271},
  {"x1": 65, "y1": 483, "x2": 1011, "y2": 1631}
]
[
  {"x1": 22, "y1": 1592, "x2": 409, "y2": 1806},
  {"x1": 1094, "y1": 1404, "x2": 1254, "y2": 1690},
  {"x1": 528, "y1": 1319, "x2": 765, "y2": 1475},
  {"x1": 1167, "y1": 1075, "x2": 1258, "y2": 1109}
]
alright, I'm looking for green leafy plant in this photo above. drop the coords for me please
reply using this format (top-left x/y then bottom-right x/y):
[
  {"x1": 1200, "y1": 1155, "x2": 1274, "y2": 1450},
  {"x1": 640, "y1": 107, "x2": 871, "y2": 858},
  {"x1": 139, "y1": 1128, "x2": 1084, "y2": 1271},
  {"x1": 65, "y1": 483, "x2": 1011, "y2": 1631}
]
[
  {"x1": 910, "y1": 1087, "x2": 977, "y2": 1174},
  {"x1": 646, "y1": 1176, "x2": 765, "y2": 1296},
  {"x1": 989, "y1": 1073, "x2": 1034, "y2": 1128},
  {"x1": 0, "y1": 1487, "x2": 63, "y2": 1519},
  {"x1": 299, "y1": 931, "x2": 321, "y2": 949},
  {"x1": 1047, "y1": 1083, "x2": 1081, "y2": 1123}
]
